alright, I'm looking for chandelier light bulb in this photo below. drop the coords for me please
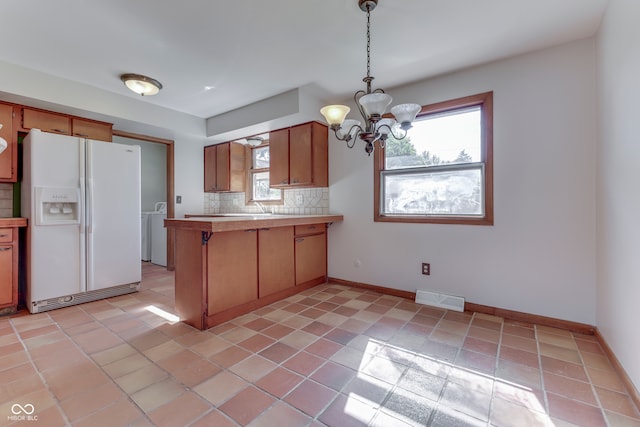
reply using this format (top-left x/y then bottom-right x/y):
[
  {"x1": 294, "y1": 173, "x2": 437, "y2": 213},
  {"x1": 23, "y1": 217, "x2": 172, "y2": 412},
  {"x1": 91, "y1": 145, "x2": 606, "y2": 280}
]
[{"x1": 320, "y1": 105, "x2": 350, "y2": 126}]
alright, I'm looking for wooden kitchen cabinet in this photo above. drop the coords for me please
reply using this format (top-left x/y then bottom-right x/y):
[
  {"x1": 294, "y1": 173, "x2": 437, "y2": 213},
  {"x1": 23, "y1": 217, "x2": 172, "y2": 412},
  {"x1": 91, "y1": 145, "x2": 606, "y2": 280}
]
[
  {"x1": 0, "y1": 219, "x2": 27, "y2": 315},
  {"x1": 258, "y1": 226, "x2": 294, "y2": 297},
  {"x1": 204, "y1": 142, "x2": 245, "y2": 192},
  {"x1": 269, "y1": 121, "x2": 328, "y2": 188},
  {"x1": 294, "y1": 224, "x2": 327, "y2": 286},
  {"x1": 22, "y1": 108, "x2": 71, "y2": 134},
  {"x1": 208, "y1": 229, "x2": 258, "y2": 314},
  {"x1": 169, "y1": 214, "x2": 342, "y2": 330},
  {"x1": 21, "y1": 107, "x2": 113, "y2": 142},
  {"x1": 71, "y1": 117, "x2": 113, "y2": 142},
  {"x1": 0, "y1": 103, "x2": 16, "y2": 182}
]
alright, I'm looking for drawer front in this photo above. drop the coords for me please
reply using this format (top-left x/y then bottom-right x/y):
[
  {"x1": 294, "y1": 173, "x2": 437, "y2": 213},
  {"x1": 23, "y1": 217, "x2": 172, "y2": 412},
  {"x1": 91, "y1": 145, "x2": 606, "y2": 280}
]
[
  {"x1": 0, "y1": 228, "x2": 13, "y2": 243},
  {"x1": 294, "y1": 223, "x2": 324, "y2": 236}
]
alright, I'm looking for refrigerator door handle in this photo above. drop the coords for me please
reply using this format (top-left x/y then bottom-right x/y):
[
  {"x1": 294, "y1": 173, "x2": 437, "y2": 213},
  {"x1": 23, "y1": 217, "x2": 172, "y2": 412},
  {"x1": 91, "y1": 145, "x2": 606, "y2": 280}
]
[{"x1": 87, "y1": 178, "x2": 94, "y2": 234}]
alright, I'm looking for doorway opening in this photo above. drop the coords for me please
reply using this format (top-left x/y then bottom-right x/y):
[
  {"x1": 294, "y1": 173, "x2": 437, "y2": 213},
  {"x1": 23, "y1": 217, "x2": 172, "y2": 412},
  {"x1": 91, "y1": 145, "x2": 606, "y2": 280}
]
[{"x1": 112, "y1": 130, "x2": 175, "y2": 270}]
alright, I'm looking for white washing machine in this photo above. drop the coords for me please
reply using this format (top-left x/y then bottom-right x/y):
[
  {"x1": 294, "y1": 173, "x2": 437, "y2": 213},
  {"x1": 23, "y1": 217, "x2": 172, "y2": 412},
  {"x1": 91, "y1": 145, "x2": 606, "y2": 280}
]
[
  {"x1": 140, "y1": 213, "x2": 151, "y2": 261},
  {"x1": 150, "y1": 212, "x2": 167, "y2": 267},
  {"x1": 141, "y1": 202, "x2": 167, "y2": 266}
]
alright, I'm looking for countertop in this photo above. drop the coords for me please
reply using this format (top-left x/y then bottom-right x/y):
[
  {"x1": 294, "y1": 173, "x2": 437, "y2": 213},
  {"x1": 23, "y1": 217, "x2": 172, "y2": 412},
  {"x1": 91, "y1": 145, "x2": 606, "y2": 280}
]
[
  {"x1": 165, "y1": 214, "x2": 343, "y2": 232},
  {"x1": 0, "y1": 218, "x2": 28, "y2": 227}
]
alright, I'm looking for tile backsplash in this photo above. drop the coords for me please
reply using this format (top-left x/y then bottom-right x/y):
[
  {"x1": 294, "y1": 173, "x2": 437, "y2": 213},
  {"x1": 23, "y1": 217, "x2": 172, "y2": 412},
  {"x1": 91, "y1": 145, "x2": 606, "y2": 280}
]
[
  {"x1": 204, "y1": 187, "x2": 329, "y2": 215},
  {"x1": 0, "y1": 183, "x2": 13, "y2": 218}
]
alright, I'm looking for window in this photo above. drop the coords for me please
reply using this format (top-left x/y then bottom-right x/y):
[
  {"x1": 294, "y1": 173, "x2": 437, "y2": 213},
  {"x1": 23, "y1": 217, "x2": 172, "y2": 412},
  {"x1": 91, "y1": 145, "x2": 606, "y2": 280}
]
[
  {"x1": 246, "y1": 144, "x2": 282, "y2": 204},
  {"x1": 374, "y1": 92, "x2": 493, "y2": 225}
]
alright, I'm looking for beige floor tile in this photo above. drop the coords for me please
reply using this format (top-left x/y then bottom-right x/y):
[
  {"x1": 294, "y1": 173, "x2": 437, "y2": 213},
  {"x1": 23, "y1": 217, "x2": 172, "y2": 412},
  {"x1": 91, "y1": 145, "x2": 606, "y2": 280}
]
[
  {"x1": 130, "y1": 378, "x2": 185, "y2": 413},
  {"x1": 193, "y1": 371, "x2": 249, "y2": 406}
]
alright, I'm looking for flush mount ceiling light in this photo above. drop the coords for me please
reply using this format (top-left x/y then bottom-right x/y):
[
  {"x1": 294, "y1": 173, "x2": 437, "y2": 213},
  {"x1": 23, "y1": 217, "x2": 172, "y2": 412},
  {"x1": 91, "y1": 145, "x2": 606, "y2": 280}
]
[
  {"x1": 120, "y1": 73, "x2": 163, "y2": 96},
  {"x1": 320, "y1": 0, "x2": 420, "y2": 155}
]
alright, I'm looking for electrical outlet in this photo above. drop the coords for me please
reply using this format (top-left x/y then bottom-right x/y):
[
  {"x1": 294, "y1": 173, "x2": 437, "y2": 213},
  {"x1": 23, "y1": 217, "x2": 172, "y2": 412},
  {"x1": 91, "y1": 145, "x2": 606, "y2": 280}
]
[
  {"x1": 421, "y1": 263, "x2": 430, "y2": 275},
  {"x1": 176, "y1": 195, "x2": 182, "y2": 204},
  {"x1": 295, "y1": 194, "x2": 304, "y2": 205}
]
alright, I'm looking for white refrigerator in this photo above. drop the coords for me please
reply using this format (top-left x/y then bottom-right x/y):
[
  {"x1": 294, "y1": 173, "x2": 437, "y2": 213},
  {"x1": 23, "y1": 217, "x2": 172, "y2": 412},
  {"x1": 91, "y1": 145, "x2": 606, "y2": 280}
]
[{"x1": 22, "y1": 129, "x2": 142, "y2": 313}]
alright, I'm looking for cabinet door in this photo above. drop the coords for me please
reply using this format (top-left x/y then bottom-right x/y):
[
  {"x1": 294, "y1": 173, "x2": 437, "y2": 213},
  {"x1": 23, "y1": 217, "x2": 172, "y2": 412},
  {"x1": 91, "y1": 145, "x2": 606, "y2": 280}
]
[
  {"x1": 204, "y1": 145, "x2": 217, "y2": 192},
  {"x1": 22, "y1": 108, "x2": 70, "y2": 134},
  {"x1": 0, "y1": 104, "x2": 14, "y2": 181},
  {"x1": 208, "y1": 230, "x2": 258, "y2": 314},
  {"x1": 289, "y1": 123, "x2": 313, "y2": 186},
  {"x1": 0, "y1": 245, "x2": 13, "y2": 306},
  {"x1": 295, "y1": 232, "x2": 327, "y2": 285},
  {"x1": 269, "y1": 128, "x2": 289, "y2": 186},
  {"x1": 215, "y1": 143, "x2": 230, "y2": 191},
  {"x1": 228, "y1": 142, "x2": 246, "y2": 192},
  {"x1": 259, "y1": 227, "x2": 294, "y2": 297},
  {"x1": 71, "y1": 118, "x2": 112, "y2": 142}
]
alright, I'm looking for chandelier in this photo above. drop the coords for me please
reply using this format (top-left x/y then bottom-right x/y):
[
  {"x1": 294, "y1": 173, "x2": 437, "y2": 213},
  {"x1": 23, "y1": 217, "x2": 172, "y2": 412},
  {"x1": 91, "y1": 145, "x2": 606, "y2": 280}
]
[{"x1": 320, "y1": 0, "x2": 420, "y2": 155}]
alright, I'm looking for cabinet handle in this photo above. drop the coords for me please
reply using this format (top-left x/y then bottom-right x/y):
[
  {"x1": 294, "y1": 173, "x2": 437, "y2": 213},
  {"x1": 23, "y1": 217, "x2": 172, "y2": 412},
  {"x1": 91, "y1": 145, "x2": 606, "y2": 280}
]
[
  {"x1": 50, "y1": 128, "x2": 66, "y2": 134},
  {"x1": 292, "y1": 179, "x2": 298, "y2": 184},
  {"x1": 73, "y1": 133, "x2": 89, "y2": 137},
  {"x1": 0, "y1": 234, "x2": 8, "y2": 238},
  {"x1": 280, "y1": 179, "x2": 288, "y2": 184},
  {"x1": 307, "y1": 226, "x2": 316, "y2": 230},
  {"x1": 260, "y1": 228, "x2": 271, "y2": 231},
  {"x1": 295, "y1": 237, "x2": 304, "y2": 243},
  {"x1": 0, "y1": 247, "x2": 10, "y2": 251},
  {"x1": 245, "y1": 229, "x2": 257, "y2": 233}
]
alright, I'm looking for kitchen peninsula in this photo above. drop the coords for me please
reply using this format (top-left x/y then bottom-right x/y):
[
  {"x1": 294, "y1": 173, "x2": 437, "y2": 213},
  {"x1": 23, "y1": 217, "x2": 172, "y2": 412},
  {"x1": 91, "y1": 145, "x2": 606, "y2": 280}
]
[{"x1": 165, "y1": 214, "x2": 343, "y2": 330}]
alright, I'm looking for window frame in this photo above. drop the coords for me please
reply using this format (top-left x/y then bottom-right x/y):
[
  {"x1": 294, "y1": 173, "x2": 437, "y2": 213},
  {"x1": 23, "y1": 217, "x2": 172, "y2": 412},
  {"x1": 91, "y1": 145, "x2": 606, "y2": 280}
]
[
  {"x1": 373, "y1": 91, "x2": 493, "y2": 225},
  {"x1": 245, "y1": 143, "x2": 284, "y2": 205}
]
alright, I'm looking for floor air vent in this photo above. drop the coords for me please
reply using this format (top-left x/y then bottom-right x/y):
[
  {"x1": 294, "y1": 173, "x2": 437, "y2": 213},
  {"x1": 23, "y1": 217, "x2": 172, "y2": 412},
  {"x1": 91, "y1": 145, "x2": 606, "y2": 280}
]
[{"x1": 415, "y1": 290, "x2": 465, "y2": 312}]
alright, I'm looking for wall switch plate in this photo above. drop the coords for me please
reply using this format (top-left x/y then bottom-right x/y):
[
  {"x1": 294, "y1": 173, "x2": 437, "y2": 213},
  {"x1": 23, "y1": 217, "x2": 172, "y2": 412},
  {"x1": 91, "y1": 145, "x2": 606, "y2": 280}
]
[
  {"x1": 422, "y1": 263, "x2": 430, "y2": 275},
  {"x1": 176, "y1": 195, "x2": 182, "y2": 204}
]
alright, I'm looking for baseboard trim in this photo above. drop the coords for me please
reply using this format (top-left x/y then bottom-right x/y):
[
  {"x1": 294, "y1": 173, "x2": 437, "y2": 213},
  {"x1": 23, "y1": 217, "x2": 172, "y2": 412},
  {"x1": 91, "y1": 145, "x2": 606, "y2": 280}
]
[
  {"x1": 594, "y1": 328, "x2": 640, "y2": 412},
  {"x1": 328, "y1": 276, "x2": 594, "y2": 335},
  {"x1": 465, "y1": 302, "x2": 595, "y2": 335},
  {"x1": 328, "y1": 277, "x2": 416, "y2": 300}
]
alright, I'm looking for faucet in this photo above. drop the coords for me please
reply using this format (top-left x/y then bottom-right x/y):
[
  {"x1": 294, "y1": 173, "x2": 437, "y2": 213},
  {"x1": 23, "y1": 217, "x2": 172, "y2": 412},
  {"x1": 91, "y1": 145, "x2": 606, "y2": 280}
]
[{"x1": 254, "y1": 201, "x2": 268, "y2": 214}]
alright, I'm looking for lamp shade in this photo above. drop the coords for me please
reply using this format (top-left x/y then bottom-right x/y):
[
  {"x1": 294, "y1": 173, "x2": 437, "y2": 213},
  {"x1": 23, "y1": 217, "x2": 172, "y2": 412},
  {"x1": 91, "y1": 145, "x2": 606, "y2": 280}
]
[
  {"x1": 359, "y1": 93, "x2": 392, "y2": 117},
  {"x1": 390, "y1": 103, "x2": 421, "y2": 125},
  {"x1": 320, "y1": 105, "x2": 350, "y2": 126},
  {"x1": 121, "y1": 74, "x2": 163, "y2": 96},
  {"x1": 376, "y1": 118, "x2": 397, "y2": 136}
]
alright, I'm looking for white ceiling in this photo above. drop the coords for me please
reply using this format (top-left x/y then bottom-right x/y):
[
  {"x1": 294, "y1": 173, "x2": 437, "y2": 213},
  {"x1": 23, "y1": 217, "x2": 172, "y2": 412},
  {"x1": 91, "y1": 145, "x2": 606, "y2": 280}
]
[{"x1": 0, "y1": 0, "x2": 607, "y2": 120}]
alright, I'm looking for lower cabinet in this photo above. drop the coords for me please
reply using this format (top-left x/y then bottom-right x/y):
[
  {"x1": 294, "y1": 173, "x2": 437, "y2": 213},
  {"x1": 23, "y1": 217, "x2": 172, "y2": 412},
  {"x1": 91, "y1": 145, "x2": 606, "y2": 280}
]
[
  {"x1": 173, "y1": 222, "x2": 331, "y2": 330},
  {"x1": 0, "y1": 241, "x2": 14, "y2": 307},
  {"x1": 0, "y1": 222, "x2": 26, "y2": 315},
  {"x1": 295, "y1": 224, "x2": 327, "y2": 286},
  {"x1": 258, "y1": 227, "x2": 294, "y2": 297},
  {"x1": 208, "y1": 230, "x2": 258, "y2": 314}
]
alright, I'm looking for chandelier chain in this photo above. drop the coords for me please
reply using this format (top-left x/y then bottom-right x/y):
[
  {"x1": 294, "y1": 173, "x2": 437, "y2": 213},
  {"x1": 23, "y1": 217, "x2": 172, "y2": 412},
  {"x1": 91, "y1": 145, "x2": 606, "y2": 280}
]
[{"x1": 366, "y1": 7, "x2": 371, "y2": 79}]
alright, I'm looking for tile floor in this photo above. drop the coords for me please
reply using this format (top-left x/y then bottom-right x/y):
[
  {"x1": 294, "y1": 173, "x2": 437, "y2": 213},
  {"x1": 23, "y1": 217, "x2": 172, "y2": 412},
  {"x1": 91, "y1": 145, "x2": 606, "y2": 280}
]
[{"x1": 1, "y1": 263, "x2": 639, "y2": 427}]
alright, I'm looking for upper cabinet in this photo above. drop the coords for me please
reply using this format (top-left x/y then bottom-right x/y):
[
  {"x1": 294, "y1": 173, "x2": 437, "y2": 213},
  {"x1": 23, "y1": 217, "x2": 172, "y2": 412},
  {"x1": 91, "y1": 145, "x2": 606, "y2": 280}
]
[
  {"x1": 21, "y1": 107, "x2": 113, "y2": 142},
  {"x1": 71, "y1": 117, "x2": 113, "y2": 142},
  {"x1": 0, "y1": 103, "x2": 16, "y2": 182},
  {"x1": 22, "y1": 108, "x2": 70, "y2": 135},
  {"x1": 204, "y1": 142, "x2": 245, "y2": 192},
  {"x1": 269, "y1": 121, "x2": 328, "y2": 188}
]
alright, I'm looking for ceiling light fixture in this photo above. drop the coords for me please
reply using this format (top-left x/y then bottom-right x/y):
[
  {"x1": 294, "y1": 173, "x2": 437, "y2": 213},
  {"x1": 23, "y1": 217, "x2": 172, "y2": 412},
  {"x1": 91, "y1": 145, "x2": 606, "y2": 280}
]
[
  {"x1": 320, "y1": 0, "x2": 420, "y2": 155},
  {"x1": 120, "y1": 73, "x2": 163, "y2": 96}
]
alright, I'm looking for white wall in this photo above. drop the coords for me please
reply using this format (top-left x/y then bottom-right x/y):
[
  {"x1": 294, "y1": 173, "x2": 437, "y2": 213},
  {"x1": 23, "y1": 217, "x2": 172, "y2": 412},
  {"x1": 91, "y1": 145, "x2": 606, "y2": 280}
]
[
  {"x1": 329, "y1": 38, "x2": 598, "y2": 325},
  {"x1": 596, "y1": 0, "x2": 640, "y2": 392}
]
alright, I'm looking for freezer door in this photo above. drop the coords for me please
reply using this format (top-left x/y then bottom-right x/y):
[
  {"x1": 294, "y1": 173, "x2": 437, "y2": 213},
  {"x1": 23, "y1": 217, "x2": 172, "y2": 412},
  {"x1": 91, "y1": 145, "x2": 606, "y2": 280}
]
[
  {"x1": 22, "y1": 130, "x2": 85, "y2": 302},
  {"x1": 86, "y1": 140, "x2": 141, "y2": 291}
]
